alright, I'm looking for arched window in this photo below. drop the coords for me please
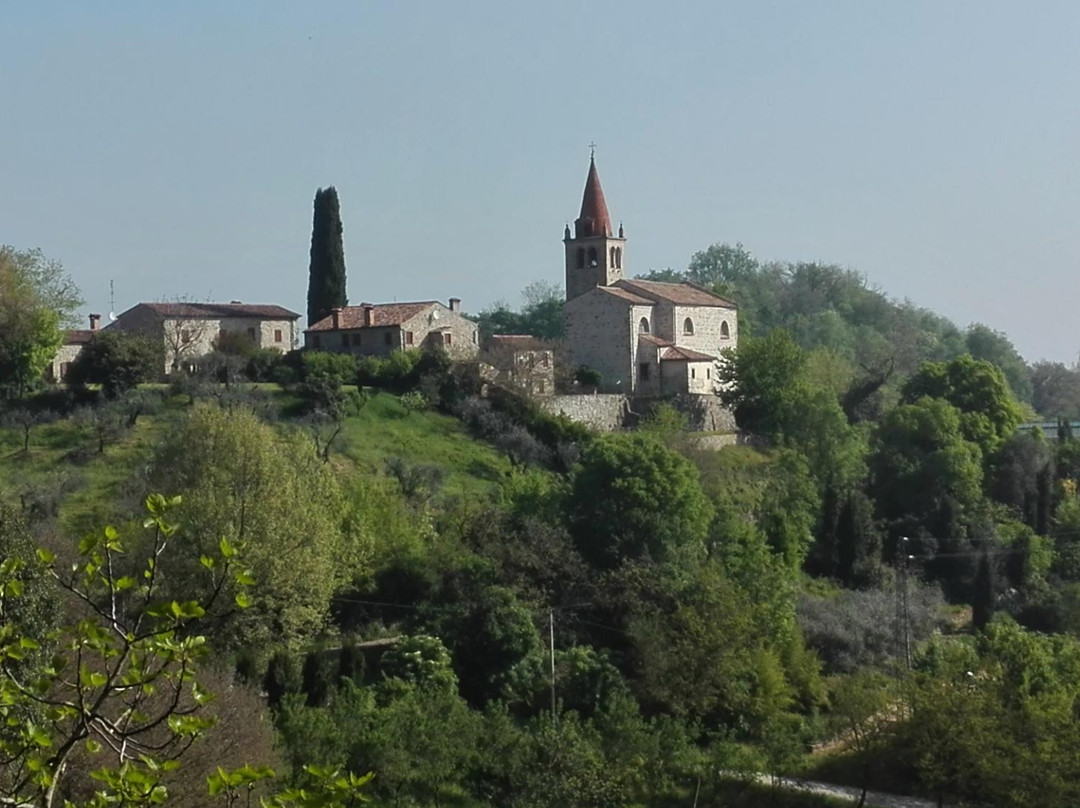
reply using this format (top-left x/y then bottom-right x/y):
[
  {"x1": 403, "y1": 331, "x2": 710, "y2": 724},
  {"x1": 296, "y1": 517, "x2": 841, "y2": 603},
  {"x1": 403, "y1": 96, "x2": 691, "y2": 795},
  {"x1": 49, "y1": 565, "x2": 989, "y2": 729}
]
[
  {"x1": 721, "y1": 320, "x2": 731, "y2": 339},
  {"x1": 615, "y1": 247, "x2": 622, "y2": 269},
  {"x1": 639, "y1": 317, "x2": 650, "y2": 334},
  {"x1": 576, "y1": 248, "x2": 585, "y2": 269},
  {"x1": 609, "y1": 246, "x2": 616, "y2": 267},
  {"x1": 683, "y1": 317, "x2": 694, "y2": 335},
  {"x1": 587, "y1": 247, "x2": 598, "y2": 267}
]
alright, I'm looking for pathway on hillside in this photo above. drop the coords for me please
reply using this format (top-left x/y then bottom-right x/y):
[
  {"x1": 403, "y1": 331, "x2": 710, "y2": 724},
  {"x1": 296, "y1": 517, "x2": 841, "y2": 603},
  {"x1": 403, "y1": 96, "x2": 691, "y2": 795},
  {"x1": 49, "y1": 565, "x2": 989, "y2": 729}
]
[{"x1": 749, "y1": 774, "x2": 937, "y2": 808}]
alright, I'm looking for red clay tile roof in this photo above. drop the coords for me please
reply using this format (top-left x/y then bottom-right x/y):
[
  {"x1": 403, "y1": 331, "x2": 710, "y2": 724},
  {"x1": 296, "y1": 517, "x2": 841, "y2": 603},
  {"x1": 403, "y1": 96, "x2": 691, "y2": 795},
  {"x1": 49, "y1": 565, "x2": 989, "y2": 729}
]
[
  {"x1": 615, "y1": 279, "x2": 737, "y2": 308},
  {"x1": 661, "y1": 345, "x2": 716, "y2": 362},
  {"x1": 638, "y1": 334, "x2": 674, "y2": 347},
  {"x1": 575, "y1": 157, "x2": 613, "y2": 238},
  {"x1": 487, "y1": 335, "x2": 549, "y2": 351},
  {"x1": 63, "y1": 330, "x2": 95, "y2": 345},
  {"x1": 306, "y1": 302, "x2": 436, "y2": 331},
  {"x1": 140, "y1": 302, "x2": 300, "y2": 319},
  {"x1": 595, "y1": 286, "x2": 654, "y2": 305}
]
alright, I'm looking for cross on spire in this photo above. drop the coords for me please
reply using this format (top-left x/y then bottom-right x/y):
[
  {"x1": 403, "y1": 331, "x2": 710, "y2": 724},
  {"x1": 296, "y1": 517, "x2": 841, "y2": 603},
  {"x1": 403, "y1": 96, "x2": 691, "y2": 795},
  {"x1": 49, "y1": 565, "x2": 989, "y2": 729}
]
[{"x1": 589, "y1": 141, "x2": 597, "y2": 160}]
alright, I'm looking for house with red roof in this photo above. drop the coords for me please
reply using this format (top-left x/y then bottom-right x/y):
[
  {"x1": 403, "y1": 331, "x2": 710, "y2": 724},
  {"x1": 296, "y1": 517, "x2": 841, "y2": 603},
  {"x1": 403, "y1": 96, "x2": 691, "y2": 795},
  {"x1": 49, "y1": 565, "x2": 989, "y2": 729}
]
[
  {"x1": 304, "y1": 299, "x2": 479, "y2": 360},
  {"x1": 110, "y1": 301, "x2": 301, "y2": 374},
  {"x1": 562, "y1": 157, "x2": 738, "y2": 396}
]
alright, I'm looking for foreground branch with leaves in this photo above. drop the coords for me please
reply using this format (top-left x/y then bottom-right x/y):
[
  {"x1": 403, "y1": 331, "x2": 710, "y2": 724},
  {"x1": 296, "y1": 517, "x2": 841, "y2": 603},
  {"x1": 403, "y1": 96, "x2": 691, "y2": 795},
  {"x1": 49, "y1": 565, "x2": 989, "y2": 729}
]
[{"x1": 0, "y1": 495, "x2": 370, "y2": 808}]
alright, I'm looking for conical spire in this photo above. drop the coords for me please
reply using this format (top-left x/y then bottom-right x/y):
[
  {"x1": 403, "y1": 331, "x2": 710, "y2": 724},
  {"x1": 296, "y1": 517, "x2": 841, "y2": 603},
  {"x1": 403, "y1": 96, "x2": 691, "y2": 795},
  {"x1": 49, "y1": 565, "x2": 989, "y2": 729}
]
[{"x1": 575, "y1": 156, "x2": 613, "y2": 238}]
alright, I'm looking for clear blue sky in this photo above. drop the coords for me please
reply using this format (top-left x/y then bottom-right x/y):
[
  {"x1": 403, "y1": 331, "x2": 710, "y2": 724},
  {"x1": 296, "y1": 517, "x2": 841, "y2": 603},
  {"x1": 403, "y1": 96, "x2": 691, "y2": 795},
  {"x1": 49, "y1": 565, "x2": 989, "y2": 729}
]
[{"x1": 3, "y1": 1, "x2": 1079, "y2": 361}]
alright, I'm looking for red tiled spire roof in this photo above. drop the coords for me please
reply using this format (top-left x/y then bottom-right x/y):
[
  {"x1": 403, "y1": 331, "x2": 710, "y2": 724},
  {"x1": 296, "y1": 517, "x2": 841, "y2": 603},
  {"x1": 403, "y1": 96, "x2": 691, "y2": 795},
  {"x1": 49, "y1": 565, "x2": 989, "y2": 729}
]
[{"x1": 574, "y1": 156, "x2": 613, "y2": 239}]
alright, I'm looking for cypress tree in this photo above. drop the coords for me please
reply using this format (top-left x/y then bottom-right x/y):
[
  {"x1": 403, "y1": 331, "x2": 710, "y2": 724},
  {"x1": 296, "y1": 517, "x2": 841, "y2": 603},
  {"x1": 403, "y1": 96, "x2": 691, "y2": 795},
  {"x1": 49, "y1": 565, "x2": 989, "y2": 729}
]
[
  {"x1": 306, "y1": 186, "x2": 348, "y2": 327},
  {"x1": 972, "y1": 550, "x2": 996, "y2": 632}
]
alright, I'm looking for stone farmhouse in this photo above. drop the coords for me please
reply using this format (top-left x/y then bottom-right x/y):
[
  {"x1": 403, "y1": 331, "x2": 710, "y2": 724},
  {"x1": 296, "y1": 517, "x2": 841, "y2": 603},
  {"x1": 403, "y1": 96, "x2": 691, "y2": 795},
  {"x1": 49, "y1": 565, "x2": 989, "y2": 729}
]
[
  {"x1": 304, "y1": 300, "x2": 479, "y2": 361},
  {"x1": 480, "y1": 335, "x2": 555, "y2": 397},
  {"x1": 49, "y1": 314, "x2": 103, "y2": 381},
  {"x1": 563, "y1": 156, "x2": 738, "y2": 395},
  {"x1": 110, "y1": 302, "x2": 301, "y2": 374}
]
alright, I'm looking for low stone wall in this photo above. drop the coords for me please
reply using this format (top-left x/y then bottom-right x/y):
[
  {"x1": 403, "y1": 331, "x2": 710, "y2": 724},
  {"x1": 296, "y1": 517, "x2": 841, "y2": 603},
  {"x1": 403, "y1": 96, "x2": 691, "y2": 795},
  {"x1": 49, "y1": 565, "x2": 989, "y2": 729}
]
[
  {"x1": 630, "y1": 394, "x2": 737, "y2": 433},
  {"x1": 542, "y1": 394, "x2": 629, "y2": 431}
]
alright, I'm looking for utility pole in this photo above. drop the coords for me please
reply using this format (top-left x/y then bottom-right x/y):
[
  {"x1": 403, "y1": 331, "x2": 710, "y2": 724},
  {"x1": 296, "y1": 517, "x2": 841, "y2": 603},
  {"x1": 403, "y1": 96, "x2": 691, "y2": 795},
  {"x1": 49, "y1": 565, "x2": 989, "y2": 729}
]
[
  {"x1": 549, "y1": 607, "x2": 557, "y2": 722},
  {"x1": 895, "y1": 536, "x2": 912, "y2": 670}
]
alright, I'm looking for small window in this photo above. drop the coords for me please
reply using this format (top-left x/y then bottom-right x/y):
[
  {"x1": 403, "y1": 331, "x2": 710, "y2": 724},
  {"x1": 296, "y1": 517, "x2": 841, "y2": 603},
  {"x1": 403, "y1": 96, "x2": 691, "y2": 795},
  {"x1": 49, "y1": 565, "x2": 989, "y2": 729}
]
[
  {"x1": 576, "y1": 247, "x2": 585, "y2": 269},
  {"x1": 721, "y1": 321, "x2": 730, "y2": 339},
  {"x1": 181, "y1": 328, "x2": 193, "y2": 344},
  {"x1": 609, "y1": 246, "x2": 616, "y2": 267},
  {"x1": 707, "y1": 368, "x2": 711, "y2": 380},
  {"x1": 352, "y1": 333, "x2": 362, "y2": 346},
  {"x1": 537, "y1": 381, "x2": 545, "y2": 394},
  {"x1": 313, "y1": 334, "x2": 321, "y2": 349},
  {"x1": 639, "y1": 317, "x2": 650, "y2": 334},
  {"x1": 384, "y1": 332, "x2": 392, "y2": 346},
  {"x1": 405, "y1": 331, "x2": 414, "y2": 345},
  {"x1": 247, "y1": 327, "x2": 257, "y2": 341},
  {"x1": 274, "y1": 329, "x2": 283, "y2": 343},
  {"x1": 472, "y1": 330, "x2": 478, "y2": 344},
  {"x1": 341, "y1": 333, "x2": 349, "y2": 347},
  {"x1": 587, "y1": 247, "x2": 598, "y2": 267},
  {"x1": 444, "y1": 333, "x2": 452, "y2": 345},
  {"x1": 615, "y1": 247, "x2": 622, "y2": 269},
  {"x1": 691, "y1": 368, "x2": 696, "y2": 379},
  {"x1": 60, "y1": 362, "x2": 72, "y2": 379},
  {"x1": 639, "y1": 363, "x2": 651, "y2": 381},
  {"x1": 683, "y1": 317, "x2": 694, "y2": 335},
  {"x1": 541, "y1": 354, "x2": 549, "y2": 368}
]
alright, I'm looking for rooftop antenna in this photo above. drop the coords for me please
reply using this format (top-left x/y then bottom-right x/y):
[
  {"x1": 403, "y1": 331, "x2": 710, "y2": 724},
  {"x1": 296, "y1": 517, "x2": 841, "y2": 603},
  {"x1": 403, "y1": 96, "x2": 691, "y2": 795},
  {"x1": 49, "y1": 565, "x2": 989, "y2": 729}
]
[{"x1": 108, "y1": 279, "x2": 117, "y2": 321}]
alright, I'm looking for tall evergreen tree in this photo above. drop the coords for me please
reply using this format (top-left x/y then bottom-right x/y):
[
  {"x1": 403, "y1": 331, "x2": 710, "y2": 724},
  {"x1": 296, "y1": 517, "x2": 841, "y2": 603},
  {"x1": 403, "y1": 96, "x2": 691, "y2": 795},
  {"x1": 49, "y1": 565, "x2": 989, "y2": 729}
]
[
  {"x1": 307, "y1": 186, "x2": 348, "y2": 327},
  {"x1": 972, "y1": 550, "x2": 996, "y2": 632}
]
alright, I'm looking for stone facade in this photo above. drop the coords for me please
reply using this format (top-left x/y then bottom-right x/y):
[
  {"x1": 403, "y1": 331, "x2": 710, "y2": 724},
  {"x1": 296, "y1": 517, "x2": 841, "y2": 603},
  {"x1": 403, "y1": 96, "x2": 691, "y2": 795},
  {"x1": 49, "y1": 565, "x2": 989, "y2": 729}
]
[
  {"x1": 560, "y1": 158, "x2": 738, "y2": 399},
  {"x1": 481, "y1": 336, "x2": 555, "y2": 397},
  {"x1": 305, "y1": 300, "x2": 479, "y2": 361},
  {"x1": 110, "y1": 302, "x2": 301, "y2": 374}
]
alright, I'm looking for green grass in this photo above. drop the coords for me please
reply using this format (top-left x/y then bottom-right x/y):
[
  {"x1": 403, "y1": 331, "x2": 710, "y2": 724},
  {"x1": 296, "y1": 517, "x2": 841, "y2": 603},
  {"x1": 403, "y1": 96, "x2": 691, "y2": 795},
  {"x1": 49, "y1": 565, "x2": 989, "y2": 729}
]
[
  {"x1": 0, "y1": 388, "x2": 517, "y2": 531},
  {"x1": 340, "y1": 392, "x2": 513, "y2": 499}
]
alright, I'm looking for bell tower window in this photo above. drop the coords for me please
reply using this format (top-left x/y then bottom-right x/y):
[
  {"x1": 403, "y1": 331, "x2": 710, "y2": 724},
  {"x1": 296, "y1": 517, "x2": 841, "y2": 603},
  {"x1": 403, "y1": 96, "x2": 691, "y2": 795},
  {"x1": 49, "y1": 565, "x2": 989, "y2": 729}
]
[
  {"x1": 587, "y1": 247, "x2": 598, "y2": 267},
  {"x1": 615, "y1": 247, "x2": 622, "y2": 269},
  {"x1": 639, "y1": 317, "x2": 650, "y2": 334}
]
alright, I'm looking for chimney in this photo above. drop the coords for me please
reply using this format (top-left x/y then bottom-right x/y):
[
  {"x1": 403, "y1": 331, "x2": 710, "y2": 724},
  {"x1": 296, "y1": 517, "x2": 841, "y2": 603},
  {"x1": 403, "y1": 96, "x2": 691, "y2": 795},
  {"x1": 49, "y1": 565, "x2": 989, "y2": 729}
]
[
  {"x1": 362, "y1": 304, "x2": 374, "y2": 327},
  {"x1": 449, "y1": 297, "x2": 461, "y2": 313},
  {"x1": 89, "y1": 313, "x2": 101, "y2": 331},
  {"x1": 331, "y1": 307, "x2": 342, "y2": 329}
]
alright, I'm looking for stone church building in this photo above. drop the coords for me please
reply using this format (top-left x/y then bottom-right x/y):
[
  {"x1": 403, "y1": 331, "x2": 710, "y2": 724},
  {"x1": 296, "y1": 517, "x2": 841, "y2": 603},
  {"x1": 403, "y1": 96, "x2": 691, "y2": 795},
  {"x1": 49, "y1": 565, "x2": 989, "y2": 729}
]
[{"x1": 563, "y1": 157, "x2": 738, "y2": 395}]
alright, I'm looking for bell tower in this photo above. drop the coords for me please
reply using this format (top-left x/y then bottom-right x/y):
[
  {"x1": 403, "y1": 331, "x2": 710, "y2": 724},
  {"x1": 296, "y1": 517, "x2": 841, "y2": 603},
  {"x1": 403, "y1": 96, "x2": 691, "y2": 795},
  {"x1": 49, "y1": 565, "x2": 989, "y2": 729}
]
[{"x1": 564, "y1": 153, "x2": 626, "y2": 301}]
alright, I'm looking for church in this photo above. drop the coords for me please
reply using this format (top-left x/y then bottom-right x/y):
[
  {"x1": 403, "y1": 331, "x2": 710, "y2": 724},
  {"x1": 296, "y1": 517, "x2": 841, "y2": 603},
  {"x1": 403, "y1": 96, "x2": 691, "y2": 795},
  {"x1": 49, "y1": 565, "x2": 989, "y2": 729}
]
[{"x1": 563, "y1": 157, "x2": 738, "y2": 396}]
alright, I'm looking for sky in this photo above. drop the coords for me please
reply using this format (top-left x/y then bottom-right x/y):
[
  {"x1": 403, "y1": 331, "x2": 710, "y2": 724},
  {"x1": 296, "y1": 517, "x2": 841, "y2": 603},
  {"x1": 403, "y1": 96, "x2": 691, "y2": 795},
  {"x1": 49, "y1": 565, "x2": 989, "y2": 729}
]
[{"x1": 3, "y1": 1, "x2": 1080, "y2": 362}]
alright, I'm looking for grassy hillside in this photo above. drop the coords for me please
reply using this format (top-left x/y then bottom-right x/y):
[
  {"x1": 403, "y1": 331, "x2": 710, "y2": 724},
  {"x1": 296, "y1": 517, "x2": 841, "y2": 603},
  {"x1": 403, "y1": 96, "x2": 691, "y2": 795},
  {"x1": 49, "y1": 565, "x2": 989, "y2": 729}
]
[{"x1": 0, "y1": 387, "x2": 514, "y2": 533}]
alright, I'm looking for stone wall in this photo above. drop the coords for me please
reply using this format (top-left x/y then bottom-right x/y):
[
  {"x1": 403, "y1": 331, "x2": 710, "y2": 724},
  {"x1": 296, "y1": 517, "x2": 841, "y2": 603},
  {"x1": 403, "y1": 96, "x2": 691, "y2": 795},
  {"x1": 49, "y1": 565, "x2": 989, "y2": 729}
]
[
  {"x1": 631, "y1": 394, "x2": 737, "y2": 433},
  {"x1": 542, "y1": 394, "x2": 630, "y2": 431},
  {"x1": 565, "y1": 288, "x2": 638, "y2": 392}
]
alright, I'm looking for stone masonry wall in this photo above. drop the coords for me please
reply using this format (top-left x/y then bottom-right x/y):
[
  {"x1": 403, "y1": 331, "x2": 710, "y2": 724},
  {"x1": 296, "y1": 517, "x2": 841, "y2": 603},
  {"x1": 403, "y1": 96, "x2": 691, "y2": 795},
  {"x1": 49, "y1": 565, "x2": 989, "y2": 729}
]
[{"x1": 542, "y1": 394, "x2": 630, "y2": 431}]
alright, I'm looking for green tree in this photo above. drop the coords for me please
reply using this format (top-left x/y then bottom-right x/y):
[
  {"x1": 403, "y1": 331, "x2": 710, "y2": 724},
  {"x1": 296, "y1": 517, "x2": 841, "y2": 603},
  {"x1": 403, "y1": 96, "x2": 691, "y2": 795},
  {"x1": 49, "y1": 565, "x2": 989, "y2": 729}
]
[
  {"x1": 568, "y1": 433, "x2": 713, "y2": 569},
  {"x1": 306, "y1": 186, "x2": 348, "y2": 327},
  {"x1": 66, "y1": 330, "x2": 163, "y2": 397},
  {"x1": 901, "y1": 355, "x2": 1023, "y2": 456},
  {"x1": 869, "y1": 397, "x2": 984, "y2": 540},
  {"x1": 965, "y1": 323, "x2": 1033, "y2": 403},
  {"x1": 0, "y1": 495, "x2": 369, "y2": 808},
  {"x1": 0, "y1": 246, "x2": 83, "y2": 397},
  {"x1": 717, "y1": 329, "x2": 807, "y2": 435},
  {"x1": 1031, "y1": 361, "x2": 1080, "y2": 418},
  {"x1": 147, "y1": 405, "x2": 349, "y2": 647}
]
